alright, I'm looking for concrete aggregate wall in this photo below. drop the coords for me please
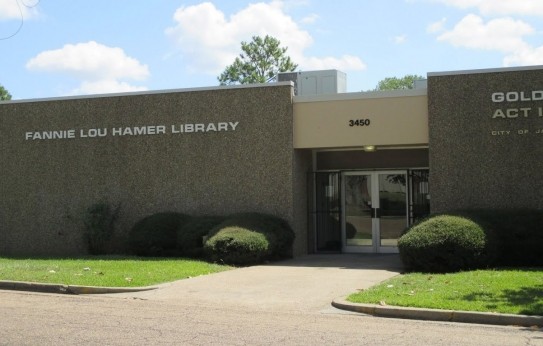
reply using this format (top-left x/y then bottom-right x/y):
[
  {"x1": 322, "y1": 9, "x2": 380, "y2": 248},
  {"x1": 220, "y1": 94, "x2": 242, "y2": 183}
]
[
  {"x1": 428, "y1": 68, "x2": 543, "y2": 213},
  {"x1": 0, "y1": 84, "x2": 309, "y2": 256}
]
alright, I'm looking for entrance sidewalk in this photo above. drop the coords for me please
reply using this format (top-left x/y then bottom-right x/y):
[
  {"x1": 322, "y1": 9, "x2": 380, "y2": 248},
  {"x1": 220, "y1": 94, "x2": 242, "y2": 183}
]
[
  {"x1": 109, "y1": 254, "x2": 403, "y2": 312},
  {"x1": 106, "y1": 254, "x2": 542, "y2": 327},
  {"x1": 2, "y1": 254, "x2": 541, "y2": 327}
]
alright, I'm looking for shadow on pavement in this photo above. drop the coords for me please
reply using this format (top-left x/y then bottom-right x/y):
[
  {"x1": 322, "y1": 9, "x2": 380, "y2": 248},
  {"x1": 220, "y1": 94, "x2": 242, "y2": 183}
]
[{"x1": 268, "y1": 253, "x2": 405, "y2": 271}]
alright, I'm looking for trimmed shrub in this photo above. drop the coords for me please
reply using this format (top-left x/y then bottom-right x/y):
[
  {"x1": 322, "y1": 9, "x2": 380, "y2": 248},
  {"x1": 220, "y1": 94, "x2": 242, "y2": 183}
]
[
  {"x1": 398, "y1": 215, "x2": 493, "y2": 272},
  {"x1": 452, "y1": 209, "x2": 543, "y2": 266},
  {"x1": 204, "y1": 227, "x2": 270, "y2": 265},
  {"x1": 128, "y1": 212, "x2": 191, "y2": 256},
  {"x1": 177, "y1": 216, "x2": 226, "y2": 258},
  {"x1": 204, "y1": 213, "x2": 295, "y2": 265},
  {"x1": 83, "y1": 202, "x2": 120, "y2": 255}
]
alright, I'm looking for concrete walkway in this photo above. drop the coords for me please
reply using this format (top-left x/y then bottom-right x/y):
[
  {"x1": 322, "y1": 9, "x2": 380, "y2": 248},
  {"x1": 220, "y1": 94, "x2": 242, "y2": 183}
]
[
  {"x1": 2, "y1": 254, "x2": 541, "y2": 327},
  {"x1": 108, "y1": 254, "x2": 403, "y2": 312},
  {"x1": 102, "y1": 254, "x2": 542, "y2": 328}
]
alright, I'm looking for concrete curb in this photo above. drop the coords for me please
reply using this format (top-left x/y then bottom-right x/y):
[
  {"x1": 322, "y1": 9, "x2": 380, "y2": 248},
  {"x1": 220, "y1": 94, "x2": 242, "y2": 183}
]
[
  {"x1": 0, "y1": 280, "x2": 158, "y2": 295},
  {"x1": 332, "y1": 297, "x2": 543, "y2": 328}
]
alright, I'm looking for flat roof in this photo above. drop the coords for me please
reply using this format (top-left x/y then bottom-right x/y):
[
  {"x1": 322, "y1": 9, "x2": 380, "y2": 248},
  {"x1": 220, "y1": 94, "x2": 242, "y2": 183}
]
[
  {"x1": 294, "y1": 88, "x2": 427, "y2": 103},
  {"x1": 428, "y1": 65, "x2": 543, "y2": 77},
  {"x1": 0, "y1": 81, "x2": 294, "y2": 105}
]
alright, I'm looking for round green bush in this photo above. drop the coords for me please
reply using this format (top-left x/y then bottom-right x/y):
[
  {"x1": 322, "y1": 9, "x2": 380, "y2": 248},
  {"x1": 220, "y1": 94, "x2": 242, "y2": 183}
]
[
  {"x1": 204, "y1": 213, "x2": 295, "y2": 265},
  {"x1": 213, "y1": 213, "x2": 294, "y2": 258},
  {"x1": 398, "y1": 215, "x2": 492, "y2": 272},
  {"x1": 452, "y1": 209, "x2": 542, "y2": 266},
  {"x1": 128, "y1": 212, "x2": 192, "y2": 257},
  {"x1": 177, "y1": 216, "x2": 226, "y2": 258},
  {"x1": 204, "y1": 227, "x2": 270, "y2": 265}
]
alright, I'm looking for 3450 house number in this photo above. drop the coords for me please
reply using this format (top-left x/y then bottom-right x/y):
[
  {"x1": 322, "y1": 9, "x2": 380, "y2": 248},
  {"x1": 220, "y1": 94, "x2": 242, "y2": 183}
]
[{"x1": 348, "y1": 119, "x2": 371, "y2": 127}]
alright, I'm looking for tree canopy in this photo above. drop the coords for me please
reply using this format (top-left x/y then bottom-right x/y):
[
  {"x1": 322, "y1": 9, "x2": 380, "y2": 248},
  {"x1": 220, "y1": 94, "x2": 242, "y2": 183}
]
[
  {"x1": 374, "y1": 74, "x2": 425, "y2": 91},
  {"x1": 218, "y1": 35, "x2": 297, "y2": 85},
  {"x1": 0, "y1": 84, "x2": 12, "y2": 101}
]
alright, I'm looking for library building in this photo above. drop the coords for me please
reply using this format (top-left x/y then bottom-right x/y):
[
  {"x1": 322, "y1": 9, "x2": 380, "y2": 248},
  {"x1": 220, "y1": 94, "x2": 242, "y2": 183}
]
[{"x1": 1, "y1": 65, "x2": 542, "y2": 257}]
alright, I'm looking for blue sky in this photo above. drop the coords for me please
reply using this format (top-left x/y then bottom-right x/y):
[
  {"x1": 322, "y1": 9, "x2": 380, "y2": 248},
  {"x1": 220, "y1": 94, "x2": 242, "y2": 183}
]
[{"x1": 2, "y1": 0, "x2": 543, "y2": 100}]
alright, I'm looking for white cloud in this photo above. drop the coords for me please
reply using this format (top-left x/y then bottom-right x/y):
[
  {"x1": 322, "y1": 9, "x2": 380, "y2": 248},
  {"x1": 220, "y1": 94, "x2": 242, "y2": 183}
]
[
  {"x1": 302, "y1": 55, "x2": 366, "y2": 71},
  {"x1": 165, "y1": 1, "x2": 365, "y2": 75},
  {"x1": 504, "y1": 46, "x2": 543, "y2": 66},
  {"x1": 427, "y1": 18, "x2": 447, "y2": 33},
  {"x1": 70, "y1": 80, "x2": 148, "y2": 95},
  {"x1": 0, "y1": 0, "x2": 39, "y2": 21},
  {"x1": 301, "y1": 13, "x2": 319, "y2": 24},
  {"x1": 26, "y1": 41, "x2": 149, "y2": 80},
  {"x1": 281, "y1": 0, "x2": 310, "y2": 9},
  {"x1": 394, "y1": 34, "x2": 407, "y2": 44},
  {"x1": 435, "y1": 0, "x2": 543, "y2": 17},
  {"x1": 434, "y1": 13, "x2": 543, "y2": 66},
  {"x1": 26, "y1": 41, "x2": 149, "y2": 95},
  {"x1": 437, "y1": 14, "x2": 533, "y2": 53}
]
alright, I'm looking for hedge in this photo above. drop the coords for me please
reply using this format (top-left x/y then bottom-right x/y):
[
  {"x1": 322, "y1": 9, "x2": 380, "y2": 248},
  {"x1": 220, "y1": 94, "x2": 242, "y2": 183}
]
[
  {"x1": 399, "y1": 209, "x2": 543, "y2": 272},
  {"x1": 398, "y1": 215, "x2": 495, "y2": 272},
  {"x1": 177, "y1": 216, "x2": 226, "y2": 258},
  {"x1": 204, "y1": 213, "x2": 295, "y2": 265},
  {"x1": 128, "y1": 212, "x2": 192, "y2": 256},
  {"x1": 451, "y1": 209, "x2": 543, "y2": 266},
  {"x1": 204, "y1": 227, "x2": 271, "y2": 265}
]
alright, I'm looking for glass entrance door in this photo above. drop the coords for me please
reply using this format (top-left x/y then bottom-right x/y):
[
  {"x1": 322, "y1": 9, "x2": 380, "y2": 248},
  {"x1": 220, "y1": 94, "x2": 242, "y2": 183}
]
[{"x1": 342, "y1": 171, "x2": 407, "y2": 253}]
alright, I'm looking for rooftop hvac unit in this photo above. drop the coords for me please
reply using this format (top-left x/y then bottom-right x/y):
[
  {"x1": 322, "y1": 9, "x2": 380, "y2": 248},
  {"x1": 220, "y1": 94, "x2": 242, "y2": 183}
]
[
  {"x1": 277, "y1": 72, "x2": 299, "y2": 95},
  {"x1": 414, "y1": 79, "x2": 428, "y2": 89},
  {"x1": 278, "y1": 70, "x2": 346, "y2": 96}
]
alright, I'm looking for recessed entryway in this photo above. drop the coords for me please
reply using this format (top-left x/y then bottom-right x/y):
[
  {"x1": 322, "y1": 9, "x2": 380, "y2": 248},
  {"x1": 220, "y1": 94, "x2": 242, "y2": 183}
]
[
  {"x1": 342, "y1": 171, "x2": 407, "y2": 253},
  {"x1": 311, "y1": 168, "x2": 429, "y2": 254}
]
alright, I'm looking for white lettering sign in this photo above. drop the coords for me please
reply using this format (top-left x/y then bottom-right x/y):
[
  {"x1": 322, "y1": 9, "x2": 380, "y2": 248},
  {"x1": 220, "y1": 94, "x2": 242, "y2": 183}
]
[
  {"x1": 490, "y1": 90, "x2": 543, "y2": 138},
  {"x1": 491, "y1": 89, "x2": 543, "y2": 120},
  {"x1": 25, "y1": 130, "x2": 76, "y2": 140},
  {"x1": 492, "y1": 91, "x2": 543, "y2": 103},
  {"x1": 492, "y1": 108, "x2": 532, "y2": 119},
  {"x1": 111, "y1": 125, "x2": 167, "y2": 136},
  {"x1": 24, "y1": 122, "x2": 240, "y2": 141},
  {"x1": 170, "y1": 122, "x2": 238, "y2": 134}
]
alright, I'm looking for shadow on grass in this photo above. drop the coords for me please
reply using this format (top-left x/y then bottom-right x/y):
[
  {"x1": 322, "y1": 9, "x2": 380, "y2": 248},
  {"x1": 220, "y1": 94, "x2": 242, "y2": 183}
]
[
  {"x1": 459, "y1": 269, "x2": 543, "y2": 316},
  {"x1": 0, "y1": 255, "x2": 208, "y2": 262}
]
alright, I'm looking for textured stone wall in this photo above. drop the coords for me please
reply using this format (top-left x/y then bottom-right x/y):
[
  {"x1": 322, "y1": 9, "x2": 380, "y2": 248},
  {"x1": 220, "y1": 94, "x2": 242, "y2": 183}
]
[
  {"x1": 0, "y1": 84, "x2": 310, "y2": 256},
  {"x1": 291, "y1": 149, "x2": 312, "y2": 255},
  {"x1": 428, "y1": 68, "x2": 543, "y2": 213}
]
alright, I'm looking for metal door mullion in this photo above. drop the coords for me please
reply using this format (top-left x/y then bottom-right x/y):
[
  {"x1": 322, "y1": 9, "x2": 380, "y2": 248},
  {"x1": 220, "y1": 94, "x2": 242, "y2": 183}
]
[
  {"x1": 369, "y1": 172, "x2": 378, "y2": 252},
  {"x1": 375, "y1": 170, "x2": 407, "y2": 253},
  {"x1": 340, "y1": 172, "x2": 346, "y2": 252}
]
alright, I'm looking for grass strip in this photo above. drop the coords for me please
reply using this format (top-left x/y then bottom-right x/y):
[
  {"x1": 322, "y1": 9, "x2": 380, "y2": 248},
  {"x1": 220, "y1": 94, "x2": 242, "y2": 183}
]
[
  {"x1": 347, "y1": 269, "x2": 543, "y2": 316},
  {"x1": 0, "y1": 256, "x2": 231, "y2": 287}
]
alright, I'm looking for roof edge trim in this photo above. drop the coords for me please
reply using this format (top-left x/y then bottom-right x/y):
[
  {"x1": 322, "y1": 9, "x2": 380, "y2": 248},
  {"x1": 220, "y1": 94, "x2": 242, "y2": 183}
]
[
  {"x1": 294, "y1": 88, "x2": 427, "y2": 103},
  {"x1": 1, "y1": 81, "x2": 294, "y2": 104},
  {"x1": 428, "y1": 65, "x2": 543, "y2": 77}
]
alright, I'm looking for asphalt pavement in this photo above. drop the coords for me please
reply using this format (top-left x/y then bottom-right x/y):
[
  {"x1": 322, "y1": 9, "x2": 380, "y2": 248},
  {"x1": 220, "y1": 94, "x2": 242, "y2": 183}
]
[{"x1": 1, "y1": 254, "x2": 542, "y2": 327}]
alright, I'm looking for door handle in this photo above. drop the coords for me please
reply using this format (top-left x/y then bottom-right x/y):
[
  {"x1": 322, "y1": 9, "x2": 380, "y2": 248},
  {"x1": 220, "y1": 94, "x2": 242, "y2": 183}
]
[{"x1": 372, "y1": 208, "x2": 381, "y2": 218}]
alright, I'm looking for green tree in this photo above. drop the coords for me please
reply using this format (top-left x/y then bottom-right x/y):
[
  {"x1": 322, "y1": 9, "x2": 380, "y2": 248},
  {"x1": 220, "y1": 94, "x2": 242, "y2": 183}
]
[
  {"x1": 218, "y1": 35, "x2": 297, "y2": 85},
  {"x1": 374, "y1": 74, "x2": 424, "y2": 91},
  {"x1": 0, "y1": 84, "x2": 12, "y2": 101}
]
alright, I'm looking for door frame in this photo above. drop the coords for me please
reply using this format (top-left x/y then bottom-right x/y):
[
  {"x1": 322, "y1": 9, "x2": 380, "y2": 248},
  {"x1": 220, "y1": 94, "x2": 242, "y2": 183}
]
[{"x1": 340, "y1": 170, "x2": 408, "y2": 253}]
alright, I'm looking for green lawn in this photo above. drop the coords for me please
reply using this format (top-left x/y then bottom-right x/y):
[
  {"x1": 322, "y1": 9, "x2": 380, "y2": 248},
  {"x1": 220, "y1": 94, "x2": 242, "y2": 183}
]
[
  {"x1": 348, "y1": 269, "x2": 543, "y2": 316},
  {"x1": 0, "y1": 256, "x2": 231, "y2": 287}
]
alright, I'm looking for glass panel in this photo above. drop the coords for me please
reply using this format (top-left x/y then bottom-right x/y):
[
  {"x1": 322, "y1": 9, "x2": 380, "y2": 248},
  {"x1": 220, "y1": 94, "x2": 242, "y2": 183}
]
[
  {"x1": 379, "y1": 174, "x2": 407, "y2": 247},
  {"x1": 314, "y1": 173, "x2": 341, "y2": 251},
  {"x1": 409, "y1": 170, "x2": 430, "y2": 225},
  {"x1": 344, "y1": 175, "x2": 372, "y2": 246}
]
